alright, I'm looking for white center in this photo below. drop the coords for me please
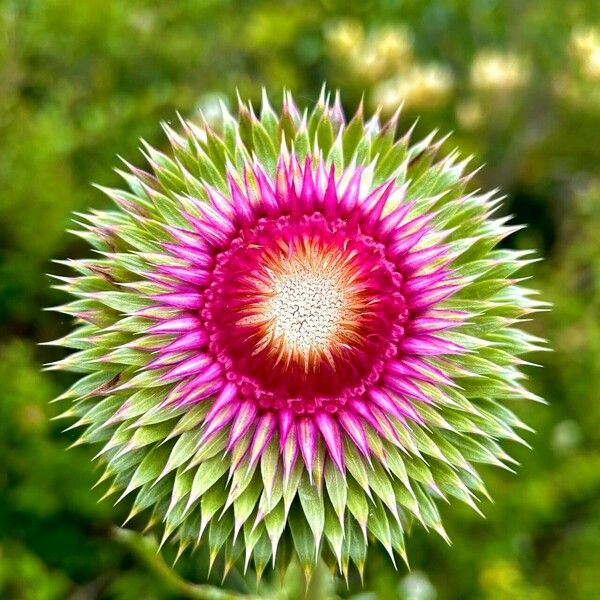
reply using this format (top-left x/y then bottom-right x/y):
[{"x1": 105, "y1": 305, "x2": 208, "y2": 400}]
[{"x1": 264, "y1": 267, "x2": 347, "y2": 356}]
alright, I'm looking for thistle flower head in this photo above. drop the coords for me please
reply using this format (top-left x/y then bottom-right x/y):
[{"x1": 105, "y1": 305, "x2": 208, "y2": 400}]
[{"x1": 50, "y1": 89, "x2": 546, "y2": 579}]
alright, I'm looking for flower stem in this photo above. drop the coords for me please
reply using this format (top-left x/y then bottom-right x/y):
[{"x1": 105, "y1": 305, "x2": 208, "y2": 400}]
[{"x1": 112, "y1": 527, "x2": 261, "y2": 600}]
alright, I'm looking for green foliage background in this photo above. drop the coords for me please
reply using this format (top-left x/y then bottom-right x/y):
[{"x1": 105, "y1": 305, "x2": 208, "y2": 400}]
[{"x1": 1, "y1": 1, "x2": 599, "y2": 598}]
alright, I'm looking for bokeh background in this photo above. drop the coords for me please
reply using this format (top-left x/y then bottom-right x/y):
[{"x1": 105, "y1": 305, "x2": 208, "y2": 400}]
[{"x1": 2, "y1": 1, "x2": 600, "y2": 598}]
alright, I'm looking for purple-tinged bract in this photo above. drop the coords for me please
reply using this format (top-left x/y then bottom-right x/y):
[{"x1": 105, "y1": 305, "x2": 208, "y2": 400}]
[{"x1": 49, "y1": 89, "x2": 547, "y2": 578}]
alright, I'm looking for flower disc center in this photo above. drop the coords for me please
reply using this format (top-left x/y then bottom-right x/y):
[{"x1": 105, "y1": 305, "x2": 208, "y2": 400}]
[
  {"x1": 207, "y1": 214, "x2": 407, "y2": 406},
  {"x1": 260, "y1": 263, "x2": 348, "y2": 367}
]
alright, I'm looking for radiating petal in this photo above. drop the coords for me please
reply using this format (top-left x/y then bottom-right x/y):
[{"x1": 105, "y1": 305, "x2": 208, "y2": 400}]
[
  {"x1": 297, "y1": 418, "x2": 318, "y2": 478},
  {"x1": 161, "y1": 330, "x2": 208, "y2": 354},
  {"x1": 338, "y1": 410, "x2": 370, "y2": 458},
  {"x1": 228, "y1": 400, "x2": 258, "y2": 449},
  {"x1": 160, "y1": 354, "x2": 216, "y2": 381},
  {"x1": 249, "y1": 413, "x2": 277, "y2": 466},
  {"x1": 315, "y1": 412, "x2": 345, "y2": 472},
  {"x1": 153, "y1": 292, "x2": 203, "y2": 310}
]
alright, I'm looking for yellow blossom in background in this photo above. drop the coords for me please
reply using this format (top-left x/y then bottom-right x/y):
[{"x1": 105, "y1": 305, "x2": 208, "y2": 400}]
[
  {"x1": 570, "y1": 26, "x2": 600, "y2": 80},
  {"x1": 355, "y1": 25, "x2": 412, "y2": 80},
  {"x1": 553, "y1": 27, "x2": 600, "y2": 110},
  {"x1": 373, "y1": 64, "x2": 454, "y2": 112},
  {"x1": 326, "y1": 21, "x2": 412, "y2": 81},
  {"x1": 372, "y1": 26, "x2": 412, "y2": 68},
  {"x1": 553, "y1": 71, "x2": 600, "y2": 110},
  {"x1": 455, "y1": 98, "x2": 484, "y2": 130},
  {"x1": 470, "y1": 50, "x2": 531, "y2": 93},
  {"x1": 325, "y1": 19, "x2": 365, "y2": 61}
]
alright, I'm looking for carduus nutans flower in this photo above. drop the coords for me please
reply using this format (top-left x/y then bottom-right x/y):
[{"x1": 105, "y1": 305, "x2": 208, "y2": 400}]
[{"x1": 49, "y1": 89, "x2": 546, "y2": 580}]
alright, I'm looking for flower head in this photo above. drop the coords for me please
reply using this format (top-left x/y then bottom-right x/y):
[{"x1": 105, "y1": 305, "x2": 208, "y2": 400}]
[{"x1": 50, "y1": 89, "x2": 546, "y2": 579}]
